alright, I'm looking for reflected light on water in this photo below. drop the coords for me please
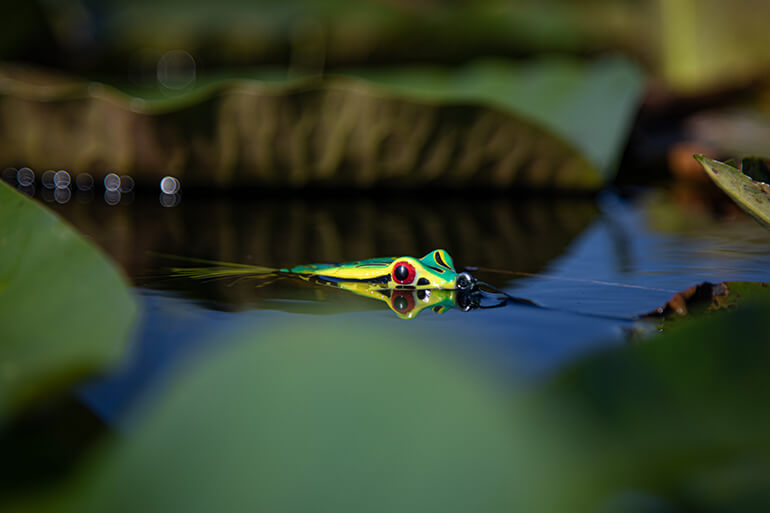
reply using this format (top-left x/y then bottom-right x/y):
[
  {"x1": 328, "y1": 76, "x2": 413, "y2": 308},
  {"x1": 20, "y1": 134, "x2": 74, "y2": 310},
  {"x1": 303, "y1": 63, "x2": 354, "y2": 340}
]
[
  {"x1": 41, "y1": 187, "x2": 54, "y2": 202},
  {"x1": 16, "y1": 167, "x2": 35, "y2": 187},
  {"x1": 104, "y1": 173, "x2": 121, "y2": 192},
  {"x1": 160, "y1": 176, "x2": 180, "y2": 194},
  {"x1": 54, "y1": 170, "x2": 71, "y2": 189},
  {"x1": 105, "y1": 190, "x2": 121, "y2": 206},
  {"x1": 160, "y1": 192, "x2": 181, "y2": 208},
  {"x1": 55, "y1": 187, "x2": 72, "y2": 204},
  {"x1": 18, "y1": 184, "x2": 35, "y2": 197}
]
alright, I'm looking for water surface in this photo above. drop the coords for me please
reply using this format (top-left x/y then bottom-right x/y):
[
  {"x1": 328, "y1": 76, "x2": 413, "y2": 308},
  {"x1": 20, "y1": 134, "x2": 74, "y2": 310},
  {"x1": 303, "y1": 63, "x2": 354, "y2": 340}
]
[{"x1": 21, "y1": 185, "x2": 770, "y2": 424}]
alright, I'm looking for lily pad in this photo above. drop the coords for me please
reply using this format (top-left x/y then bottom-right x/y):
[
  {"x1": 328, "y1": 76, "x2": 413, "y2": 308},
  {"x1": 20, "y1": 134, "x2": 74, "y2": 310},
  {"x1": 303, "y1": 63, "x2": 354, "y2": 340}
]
[
  {"x1": 694, "y1": 154, "x2": 770, "y2": 229},
  {"x1": 545, "y1": 299, "x2": 770, "y2": 511},
  {"x1": 0, "y1": 57, "x2": 643, "y2": 190},
  {"x1": 0, "y1": 181, "x2": 136, "y2": 424},
  {"x1": 642, "y1": 281, "x2": 770, "y2": 320},
  {"x1": 52, "y1": 322, "x2": 557, "y2": 513},
  {"x1": 28, "y1": 296, "x2": 770, "y2": 513}
]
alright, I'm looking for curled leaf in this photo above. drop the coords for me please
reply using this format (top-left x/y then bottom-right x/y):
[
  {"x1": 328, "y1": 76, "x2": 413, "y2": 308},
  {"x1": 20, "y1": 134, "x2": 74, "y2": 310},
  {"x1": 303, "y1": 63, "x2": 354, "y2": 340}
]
[{"x1": 694, "y1": 154, "x2": 770, "y2": 229}]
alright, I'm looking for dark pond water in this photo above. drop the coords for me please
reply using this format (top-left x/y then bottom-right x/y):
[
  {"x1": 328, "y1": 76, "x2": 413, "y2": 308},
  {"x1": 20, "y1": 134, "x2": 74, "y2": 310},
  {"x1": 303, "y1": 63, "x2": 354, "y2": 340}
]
[{"x1": 17, "y1": 183, "x2": 765, "y2": 429}]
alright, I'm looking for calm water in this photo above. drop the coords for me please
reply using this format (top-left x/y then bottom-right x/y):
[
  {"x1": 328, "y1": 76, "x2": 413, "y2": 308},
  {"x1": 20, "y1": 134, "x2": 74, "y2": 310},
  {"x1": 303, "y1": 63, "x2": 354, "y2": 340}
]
[
  {"x1": 20, "y1": 184, "x2": 765, "y2": 427},
  {"x1": 4, "y1": 181, "x2": 770, "y2": 497}
]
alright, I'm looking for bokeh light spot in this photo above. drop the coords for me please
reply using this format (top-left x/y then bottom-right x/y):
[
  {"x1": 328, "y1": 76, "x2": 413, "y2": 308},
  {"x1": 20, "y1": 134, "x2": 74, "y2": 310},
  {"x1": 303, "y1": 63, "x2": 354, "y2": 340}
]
[
  {"x1": 160, "y1": 176, "x2": 180, "y2": 194},
  {"x1": 54, "y1": 170, "x2": 71, "y2": 189},
  {"x1": 157, "y1": 50, "x2": 196, "y2": 90},
  {"x1": 104, "y1": 173, "x2": 121, "y2": 192},
  {"x1": 17, "y1": 167, "x2": 35, "y2": 187}
]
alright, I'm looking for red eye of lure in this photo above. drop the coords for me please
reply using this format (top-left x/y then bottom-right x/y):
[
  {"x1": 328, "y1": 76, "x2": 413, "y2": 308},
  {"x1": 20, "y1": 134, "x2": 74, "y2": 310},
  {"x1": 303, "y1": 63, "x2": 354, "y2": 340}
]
[{"x1": 392, "y1": 261, "x2": 416, "y2": 284}]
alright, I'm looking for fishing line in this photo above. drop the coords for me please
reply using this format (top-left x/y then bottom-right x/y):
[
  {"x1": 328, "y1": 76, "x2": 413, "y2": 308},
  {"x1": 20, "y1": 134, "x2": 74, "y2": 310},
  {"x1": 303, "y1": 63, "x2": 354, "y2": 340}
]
[
  {"x1": 468, "y1": 266, "x2": 677, "y2": 293},
  {"x1": 475, "y1": 280, "x2": 638, "y2": 322}
]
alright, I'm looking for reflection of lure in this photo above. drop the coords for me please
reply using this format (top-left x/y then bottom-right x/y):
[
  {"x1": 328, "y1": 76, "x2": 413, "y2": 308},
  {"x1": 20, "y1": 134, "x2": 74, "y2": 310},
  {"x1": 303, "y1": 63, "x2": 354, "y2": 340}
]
[
  {"x1": 169, "y1": 249, "x2": 478, "y2": 319},
  {"x1": 336, "y1": 282, "x2": 481, "y2": 319}
]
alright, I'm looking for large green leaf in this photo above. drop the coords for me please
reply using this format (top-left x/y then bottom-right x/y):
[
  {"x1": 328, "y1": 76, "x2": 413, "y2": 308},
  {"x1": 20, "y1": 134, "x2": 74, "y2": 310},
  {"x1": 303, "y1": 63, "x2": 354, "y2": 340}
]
[
  {"x1": 0, "y1": 57, "x2": 643, "y2": 189},
  {"x1": 350, "y1": 56, "x2": 643, "y2": 177},
  {"x1": 0, "y1": 182, "x2": 136, "y2": 424},
  {"x1": 695, "y1": 154, "x2": 770, "y2": 229},
  {"x1": 48, "y1": 322, "x2": 573, "y2": 513},
  {"x1": 14, "y1": 300, "x2": 768, "y2": 512},
  {"x1": 544, "y1": 301, "x2": 770, "y2": 511}
]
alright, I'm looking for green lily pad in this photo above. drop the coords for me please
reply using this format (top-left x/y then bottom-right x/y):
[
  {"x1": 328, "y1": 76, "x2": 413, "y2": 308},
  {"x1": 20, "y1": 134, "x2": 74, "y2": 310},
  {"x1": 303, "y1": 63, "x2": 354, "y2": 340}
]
[
  {"x1": 643, "y1": 281, "x2": 770, "y2": 319},
  {"x1": 694, "y1": 154, "x2": 770, "y2": 229},
  {"x1": 0, "y1": 57, "x2": 643, "y2": 190},
  {"x1": 546, "y1": 299, "x2": 770, "y2": 511},
  {"x1": 50, "y1": 322, "x2": 565, "y2": 513},
  {"x1": 0, "y1": 182, "x2": 136, "y2": 424},
  {"x1": 31, "y1": 299, "x2": 770, "y2": 513}
]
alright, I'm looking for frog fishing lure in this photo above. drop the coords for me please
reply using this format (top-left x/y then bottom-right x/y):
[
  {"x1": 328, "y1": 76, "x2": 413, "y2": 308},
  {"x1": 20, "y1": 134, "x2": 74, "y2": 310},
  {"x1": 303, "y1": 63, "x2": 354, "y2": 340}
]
[
  {"x1": 169, "y1": 250, "x2": 619, "y2": 321},
  {"x1": 172, "y1": 249, "x2": 476, "y2": 291},
  {"x1": 282, "y1": 249, "x2": 476, "y2": 291},
  {"x1": 169, "y1": 249, "x2": 478, "y2": 319}
]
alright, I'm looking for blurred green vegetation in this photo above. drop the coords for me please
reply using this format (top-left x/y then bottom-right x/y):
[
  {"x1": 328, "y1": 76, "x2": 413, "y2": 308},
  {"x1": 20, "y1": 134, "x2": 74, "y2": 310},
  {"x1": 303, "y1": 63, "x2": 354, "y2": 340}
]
[
  {"x1": 3, "y1": 0, "x2": 770, "y2": 509},
  {"x1": 7, "y1": 292, "x2": 770, "y2": 512},
  {"x1": 0, "y1": 57, "x2": 641, "y2": 189},
  {"x1": 4, "y1": 0, "x2": 770, "y2": 93},
  {"x1": 6, "y1": 0, "x2": 770, "y2": 187},
  {"x1": 0, "y1": 181, "x2": 136, "y2": 426},
  {"x1": 696, "y1": 155, "x2": 770, "y2": 230}
]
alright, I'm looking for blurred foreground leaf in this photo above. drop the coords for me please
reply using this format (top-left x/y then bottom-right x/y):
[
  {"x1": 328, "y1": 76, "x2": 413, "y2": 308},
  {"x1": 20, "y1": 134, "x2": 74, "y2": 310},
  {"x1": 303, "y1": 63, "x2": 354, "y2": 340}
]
[
  {"x1": 0, "y1": 181, "x2": 136, "y2": 425},
  {"x1": 22, "y1": 299, "x2": 770, "y2": 512},
  {"x1": 0, "y1": 57, "x2": 643, "y2": 189},
  {"x1": 695, "y1": 154, "x2": 770, "y2": 229},
  {"x1": 50, "y1": 323, "x2": 574, "y2": 513},
  {"x1": 546, "y1": 301, "x2": 770, "y2": 511}
]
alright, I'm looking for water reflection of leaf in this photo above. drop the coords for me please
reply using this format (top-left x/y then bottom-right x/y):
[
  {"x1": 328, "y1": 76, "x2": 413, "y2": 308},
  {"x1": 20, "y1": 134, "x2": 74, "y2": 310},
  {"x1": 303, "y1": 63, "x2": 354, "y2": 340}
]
[
  {"x1": 49, "y1": 196, "x2": 597, "y2": 311},
  {"x1": 0, "y1": 182, "x2": 136, "y2": 426},
  {"x1": 0, "y1": 57, "x2": 642, "y2": 189}
]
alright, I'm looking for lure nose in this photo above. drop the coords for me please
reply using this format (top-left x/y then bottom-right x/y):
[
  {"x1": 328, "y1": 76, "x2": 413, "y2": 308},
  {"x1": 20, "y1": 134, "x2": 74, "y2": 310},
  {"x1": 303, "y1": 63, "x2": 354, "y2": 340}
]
[{"x1": 455, "y1": 272, "x2": 476, "y2": 290}]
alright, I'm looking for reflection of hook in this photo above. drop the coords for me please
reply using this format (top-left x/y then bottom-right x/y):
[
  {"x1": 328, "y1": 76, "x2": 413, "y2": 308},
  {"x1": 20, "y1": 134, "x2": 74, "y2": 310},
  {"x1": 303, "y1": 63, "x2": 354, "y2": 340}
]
[{"x1": 455, "y1": 289, "x2": 481, "y2": 311}]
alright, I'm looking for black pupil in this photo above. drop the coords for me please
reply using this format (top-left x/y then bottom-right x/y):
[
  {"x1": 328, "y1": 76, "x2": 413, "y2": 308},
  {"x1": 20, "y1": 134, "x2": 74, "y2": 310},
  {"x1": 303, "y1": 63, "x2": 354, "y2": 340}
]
[
  {"x1": 394, "y1": 265, "x2": 410, "y2": 281},
  {"x1": 393, "y1": 296, "x2": 409, "y2": 311}
]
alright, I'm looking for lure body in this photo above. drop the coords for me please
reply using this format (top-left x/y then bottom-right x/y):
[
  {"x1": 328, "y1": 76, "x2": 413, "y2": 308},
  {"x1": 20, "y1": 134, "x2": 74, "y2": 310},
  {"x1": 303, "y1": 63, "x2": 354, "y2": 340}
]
[
  {"x1": 281, "y1": 249, "x2": 462, "y2": 290},
  {"x1": 170, "y1": 249, "x2": 478, "y2": 319}
]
